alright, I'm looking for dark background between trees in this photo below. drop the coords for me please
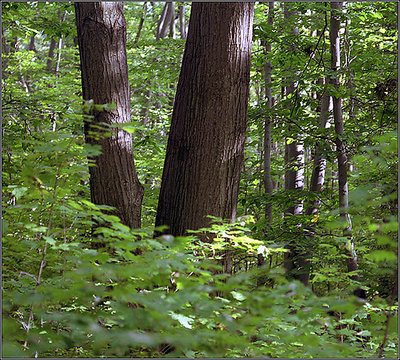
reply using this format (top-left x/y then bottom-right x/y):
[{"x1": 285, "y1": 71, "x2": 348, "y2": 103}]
[{"x1": 2, "y1": 1, "x2": 398, "y2": 358}]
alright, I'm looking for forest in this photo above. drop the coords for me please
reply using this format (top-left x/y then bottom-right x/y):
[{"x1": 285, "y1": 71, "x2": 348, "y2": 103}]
[{"x1": 2, "y1": 1, "x2": 398, "y2": 358}]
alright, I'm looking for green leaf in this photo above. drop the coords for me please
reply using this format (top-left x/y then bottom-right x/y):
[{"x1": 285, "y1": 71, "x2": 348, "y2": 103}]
[
  {"x1": 10, "y1": 186, "x2": 28, "y2": 199},
  {"x1": 231, "y1": 291, "x2": 246, "y2": 301},
  {"x1": 169, "y1": 312, "x2": 193, "y2": 329},
  {"x1": 43, "y1": 236, "x2": 56, "y2": 245}
]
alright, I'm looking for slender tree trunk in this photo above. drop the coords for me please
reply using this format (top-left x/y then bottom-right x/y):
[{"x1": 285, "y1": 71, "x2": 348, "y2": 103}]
[
  {"x1": 55, "y1": 37, "x2": 63, "y2": 77},
  {"x1": 283, "y1": 4, "x2": 303, "y2": 217},
  {"x1": 306, "y1": 79, "x2": 331, "y2": 216},
  {"x1": 27, "y1": 36, "x2": 36, "y2": 52},
  {"x1": 284, "y1": 138, "x2": 305, "y2": 216},
  {"x1": 330, "y1": 2, "x2": 360, "y2": 285},
  {"x1": 75, "y1": 2, "x2": 144, "y2": 229},
  {"x1": 343, "y1": 15, "x2": 356, "y2": 124},
  {"x1": 282, "y1": 4, "x2": 307, "y2": 285},
  {"x1": 47, "y1": 38, "x2": 57, "y2": 73},
  {"x1": 134, "y1": 2, "x2": 147, "y2": 45},
  {"x1": 168, "y1": 5, "x2": 176, "y2": 39},
  {"x1": 304, "y1": 78, "x2": 331, "y2": 288},
  {"x1": 263, "y1": 1, "x2": 274, "y2": 226},
  {"x1": 47, "y1": 10, "x2": 66, "y2": 73},
  {"x1": 155, "y1": 3, "x2": 254, "y2": 237},
  {"x1": 55, "y1": 11, "x2": 67, "y2": 77},
  {"x1": 178, "y1": 5, "x2": 187, "y2": 39},
  {"x1": 258, "y1": 1, "x2": 274, "y2": 276},
  {"x1": 156, "y1": 1, "x2": 175, "y2": 41}
]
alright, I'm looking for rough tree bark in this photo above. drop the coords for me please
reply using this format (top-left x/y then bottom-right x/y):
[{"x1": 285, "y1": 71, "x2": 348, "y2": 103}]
[
  {"x1": 330, "y1": 2, "x2": 360, "y2": 292},
  {"x1": 155, "y1": 3, "x2": 254, "y2": 237},
  {"x1": 75, "y1": 2, "x2": 144, "y2": 229}
]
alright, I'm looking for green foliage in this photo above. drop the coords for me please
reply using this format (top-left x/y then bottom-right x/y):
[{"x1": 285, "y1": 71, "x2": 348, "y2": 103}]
[
  {"x1": 2, "y1": 1, "x2": 397, "y2": 358},
  {"x1": 4, "y1": 205, "x2": 397, "y2": 357}
]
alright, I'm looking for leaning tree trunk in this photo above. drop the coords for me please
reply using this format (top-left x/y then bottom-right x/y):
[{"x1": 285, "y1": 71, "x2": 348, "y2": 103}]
[
  {"x1": 155, "y1": 2, "x2": 254, "y2": 237},
  {"x1": 282, "y1": 4, "x2": 307, "y2": 285},
  {"x1": 330, "y1": 2, "x2": 360, "y2": 286},
  {"x1": 75, "y1": 2, "x2": 144, "y2": 229},
  {"x1": 133, "y1": 2, "x2": 147, "y2": 45}
]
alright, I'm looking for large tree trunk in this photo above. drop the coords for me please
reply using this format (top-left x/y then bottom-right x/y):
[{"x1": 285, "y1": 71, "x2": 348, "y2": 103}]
[
  {"x1": 155, "y1": 3, "x2": 254, "y2": 237},
  {"x1": 75, "y1": 2, "x2": 144, "y2": 229},
  {"x1": 330, "y1": 2, "x2": 360, "y2": 288},
  {"x1": 282, "y1": 4, "x2": 307, "y2": 285}
]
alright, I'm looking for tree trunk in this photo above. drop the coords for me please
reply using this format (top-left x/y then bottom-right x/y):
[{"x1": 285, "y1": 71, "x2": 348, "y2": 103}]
[
  {"x1": 306, "y1": 78, "x2": 331, "y2": 216},
  {"x1": 263, "y1": 1, "x2": 274, "y2": 226},
  {"x1": 55, "y1": 11, "x2": 67, "y2": 77},
  {"x1": 282, "y1": 4, "x2": 307, "y2": 285},
  {"x1": 155, "y1": 2, "x2": 254, "y2": 237},
  {"x1": 47, "y1": 10, "x2": 67, "y2": 73},
  {"x1": 284, "y1": 139, "x2": 305, "y2": 216},
  {"x1": 258, "y1": 1, "x2": 274, "y2": 277},
  {"x1": 27, "y1": 36, "x2": 36, "y2": 52},
  {"x1": 134, "y1": 2, "x2": 147, "y2": 45},
  {"x1": 330, "y1": 2, "x2": 359, "y2": 284},
  {"x1": 178, "y1": 5, "x2": 187, "y2": 39},
  {"x1": 46, "y1": 38, "x2": 57, "y2": 73},
  {"x1": 55, "y1": 36, "x2": 63, "y2": 77},
  {"x1": 283, "y1": 3, "x2": 303, "y2": 217},
  {"x1": 75, "y1": 2, "x2": 144, "y2": 229},
  {"x1": 156, "y1": 2, "x2": 175, "y2": 41},
  {"x1": 168, "y1": 5, "x2": 176, "y2": 39},
  {"x1": 304, "y1": 78, "x2": 331, "y2": 288}
]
